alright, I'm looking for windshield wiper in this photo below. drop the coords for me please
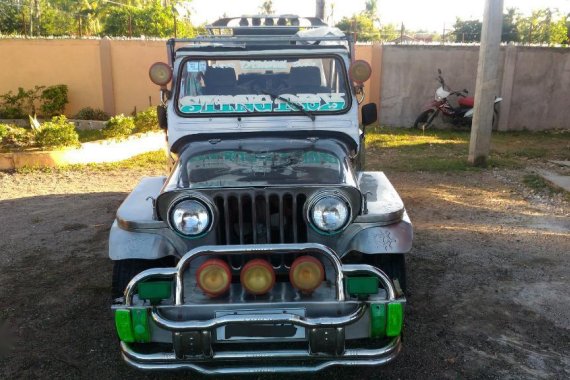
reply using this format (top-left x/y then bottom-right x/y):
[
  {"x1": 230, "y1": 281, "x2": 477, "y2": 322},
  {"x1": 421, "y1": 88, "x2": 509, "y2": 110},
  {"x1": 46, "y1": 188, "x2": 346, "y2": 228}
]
[{"x1": 262, "y1": 91, "x2": 316, "y2": 121}]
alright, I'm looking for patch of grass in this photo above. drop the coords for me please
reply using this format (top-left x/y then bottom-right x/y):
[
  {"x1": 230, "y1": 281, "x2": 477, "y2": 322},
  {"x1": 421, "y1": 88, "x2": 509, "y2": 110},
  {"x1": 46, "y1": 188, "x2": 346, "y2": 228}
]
[
  {"x1": 76, "y1": 128, "x2": 105, "y2": 143},
  {"x1": 522, "y1": 174, "x2": 568, "y2": 202},
  {"x1": 366, "y1": 126, "x2": 569, "y2": 173},
  {"x1": 523, "y1": 174, "x2": 550, "y2": 191},
  {"x1": 15, "y1": 150, "x2": 168, "y2": 174},
  {"x1": 70, "y1": 150, "x2": 168, "y2": 171}
]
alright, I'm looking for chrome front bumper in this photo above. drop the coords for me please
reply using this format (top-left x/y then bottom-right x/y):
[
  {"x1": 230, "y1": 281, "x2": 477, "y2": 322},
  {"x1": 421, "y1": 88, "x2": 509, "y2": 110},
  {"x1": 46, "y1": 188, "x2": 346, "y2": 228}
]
[{"x1": 115, "y1": 243, "x2": 405, "y2": 374}]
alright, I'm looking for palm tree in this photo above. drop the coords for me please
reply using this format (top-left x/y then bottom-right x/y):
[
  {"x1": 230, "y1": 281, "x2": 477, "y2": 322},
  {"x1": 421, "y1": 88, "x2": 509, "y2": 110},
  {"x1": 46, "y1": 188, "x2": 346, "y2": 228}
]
[{"x1": 259, "y1": 0, "x2": 274, "y2": 15}]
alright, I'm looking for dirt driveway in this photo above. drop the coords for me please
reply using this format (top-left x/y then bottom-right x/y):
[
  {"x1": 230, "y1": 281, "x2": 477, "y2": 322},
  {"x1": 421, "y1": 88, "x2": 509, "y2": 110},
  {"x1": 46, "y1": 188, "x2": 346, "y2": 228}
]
[{"x1": 0, "y1": 166, "x2": 568, "y2": 379}]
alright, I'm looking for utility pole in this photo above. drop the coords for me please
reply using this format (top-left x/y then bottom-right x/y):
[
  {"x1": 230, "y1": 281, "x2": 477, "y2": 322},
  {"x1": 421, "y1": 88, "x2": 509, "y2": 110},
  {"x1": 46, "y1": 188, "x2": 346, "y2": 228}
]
[
  {"x1": 468, "y1": 0, "x2": 504, "y2": 166},
  {"x1": 315, "y1": 0, "x2": 325, "y2": 21}
]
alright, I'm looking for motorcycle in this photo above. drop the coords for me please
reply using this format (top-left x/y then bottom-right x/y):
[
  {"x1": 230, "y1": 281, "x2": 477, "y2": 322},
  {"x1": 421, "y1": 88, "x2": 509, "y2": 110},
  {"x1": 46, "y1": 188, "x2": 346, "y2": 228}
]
[{"x1": 414, "y1": 69, "x2": 502, "y2": 130}]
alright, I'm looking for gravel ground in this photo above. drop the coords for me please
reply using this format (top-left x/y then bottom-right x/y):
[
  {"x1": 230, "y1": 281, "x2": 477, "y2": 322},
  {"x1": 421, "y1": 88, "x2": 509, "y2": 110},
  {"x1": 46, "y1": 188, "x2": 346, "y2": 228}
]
[{"x1": 0, "y1": 167, "x2": 568, "y2": 379}]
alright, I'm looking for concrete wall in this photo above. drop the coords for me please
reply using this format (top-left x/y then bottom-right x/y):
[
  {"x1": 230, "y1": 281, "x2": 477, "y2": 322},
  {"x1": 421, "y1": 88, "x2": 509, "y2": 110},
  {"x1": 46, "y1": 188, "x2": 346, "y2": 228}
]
[
  {"x1": 1, "y1": 39, "x2": 568, "y2": 130},
  {"x1": 505, "y1": 46, "x2": 570, "y2": 130},
  {"x1": 0, "y1": 38, "x2": 166, "y2": 116},
  {"x1": 354, "y1": 44, "x2": 382, "y2": 112},
  {"x1": 379, "y1": 45, "x2": 505, "y2": 127},
  {"x1": 377, "y1": 44, "x2": 570, "y2": 131},
  {"x1": 0, "y1": 39, "x2": 106, "y2": 115}
]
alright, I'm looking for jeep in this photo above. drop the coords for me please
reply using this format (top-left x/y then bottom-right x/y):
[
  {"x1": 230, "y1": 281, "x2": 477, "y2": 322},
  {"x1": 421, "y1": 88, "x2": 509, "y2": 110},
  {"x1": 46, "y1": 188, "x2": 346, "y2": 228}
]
[{"x1": 110, "y1": 15, "x2": 412, "y2": 374}]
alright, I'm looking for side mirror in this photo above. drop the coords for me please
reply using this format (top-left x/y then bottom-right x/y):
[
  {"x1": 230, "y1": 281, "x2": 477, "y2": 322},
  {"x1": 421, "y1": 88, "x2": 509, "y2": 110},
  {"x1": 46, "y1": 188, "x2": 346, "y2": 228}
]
[
  {"x1": 157, "y1": 105, "x2": 167, "y2": 130},
  {"x1": 361, "y1": 103, "x2": 378, "y2": 127}
]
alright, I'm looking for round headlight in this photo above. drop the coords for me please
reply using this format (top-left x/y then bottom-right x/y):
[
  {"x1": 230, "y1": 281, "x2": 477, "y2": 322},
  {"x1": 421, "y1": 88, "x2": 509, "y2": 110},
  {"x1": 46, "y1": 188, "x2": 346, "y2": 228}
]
[
  {"x1": 170, "y1": 199, "x2": 211, "y2": 237},
  {"x1": 310, "y1": 194, "x2": 350, "y2": 233},
  {"x1": 149, "y1": 62, "x2": 172, "y2": 87}
]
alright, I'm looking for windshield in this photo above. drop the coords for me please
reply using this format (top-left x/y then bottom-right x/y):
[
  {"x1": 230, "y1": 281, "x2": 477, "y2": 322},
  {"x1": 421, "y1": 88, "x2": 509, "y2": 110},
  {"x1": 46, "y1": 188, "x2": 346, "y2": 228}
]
[
  {"x1": 176, "y1": 56, "x2": 349, "y2": 116},
  {"x1": 167, "y1": 139, "x2": 351, "y2": 189}
]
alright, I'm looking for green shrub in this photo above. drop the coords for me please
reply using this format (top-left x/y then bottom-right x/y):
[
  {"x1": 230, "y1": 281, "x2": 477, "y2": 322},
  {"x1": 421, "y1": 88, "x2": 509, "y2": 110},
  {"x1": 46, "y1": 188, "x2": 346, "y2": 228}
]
[
  {"x1": 0, "y1": 125, "x2": 34, "y2": 149},
  {"x1": 102, "y1": 114, "x2": 135, "y2": 139},
  {"x1": 73, "y1": 107, "x2": 110, "y2": 121},
  {"x1": 40, "y1": 85, "x2": 69, "y2": 118},
  {"x1": 0, "y1": 124, "x2": 8, "y2": 141},
  {"x1": 0, "y1": 90, "x2": 26, "y2": 118},
  {"x1": 0, "y1": 87, "x2": 41, "y2": 119},
  {"x1": 134, "y1": 107, "x2": 159, "y2": 133},
  {"x1": 35, "y1": 116, "x2": 79, "y2": 148}
]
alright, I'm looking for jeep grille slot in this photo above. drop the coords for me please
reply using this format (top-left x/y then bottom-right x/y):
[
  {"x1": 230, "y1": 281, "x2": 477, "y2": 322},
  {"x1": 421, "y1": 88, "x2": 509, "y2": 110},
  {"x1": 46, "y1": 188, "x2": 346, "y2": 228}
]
[{"x1": 214, "y1": 192, "x2": 307, "y2": 246}]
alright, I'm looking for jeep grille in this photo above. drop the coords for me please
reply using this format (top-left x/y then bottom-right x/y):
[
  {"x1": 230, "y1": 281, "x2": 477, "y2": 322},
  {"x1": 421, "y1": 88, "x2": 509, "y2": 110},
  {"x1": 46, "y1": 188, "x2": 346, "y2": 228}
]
[{"x1": 213, "y1": 191, "x2": 308, "y2": 246}]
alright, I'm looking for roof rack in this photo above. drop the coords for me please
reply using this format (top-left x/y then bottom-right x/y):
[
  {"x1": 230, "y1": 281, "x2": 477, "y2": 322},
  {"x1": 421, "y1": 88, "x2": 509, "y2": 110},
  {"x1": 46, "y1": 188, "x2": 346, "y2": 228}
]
[
  {"x1": 206, "y1": 15, "x2": 327, "y2": 36},
  {"x1": 165, "y1": 16, "x2": 353, "y2": 66}
]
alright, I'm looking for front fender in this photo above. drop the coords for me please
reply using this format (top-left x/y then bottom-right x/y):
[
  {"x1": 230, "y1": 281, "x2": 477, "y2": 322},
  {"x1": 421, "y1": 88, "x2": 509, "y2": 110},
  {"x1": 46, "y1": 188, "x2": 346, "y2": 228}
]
[{"x1": 337, "y1": 212, "x2": 413, "y2": 256}]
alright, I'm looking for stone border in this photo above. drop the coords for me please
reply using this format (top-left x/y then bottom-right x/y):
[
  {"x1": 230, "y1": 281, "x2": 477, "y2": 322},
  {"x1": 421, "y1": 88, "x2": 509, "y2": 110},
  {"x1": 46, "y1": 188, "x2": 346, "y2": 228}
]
[
  {"x1": 0, "y1": 119, "x2": 107, "y2": 130},
  {"x1": 0, "y1": 131, "x2": 165, "y2": 170}
]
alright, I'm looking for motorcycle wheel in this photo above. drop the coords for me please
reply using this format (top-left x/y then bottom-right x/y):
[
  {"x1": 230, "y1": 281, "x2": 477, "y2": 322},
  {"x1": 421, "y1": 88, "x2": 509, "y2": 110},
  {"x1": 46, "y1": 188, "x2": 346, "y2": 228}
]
[{"x1": 414, "y1": 109, "x2": 437, "y2": 130}]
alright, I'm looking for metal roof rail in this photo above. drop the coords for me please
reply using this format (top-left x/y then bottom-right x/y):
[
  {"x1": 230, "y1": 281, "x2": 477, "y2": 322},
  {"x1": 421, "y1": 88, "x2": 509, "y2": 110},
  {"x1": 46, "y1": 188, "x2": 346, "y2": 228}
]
[
  {"x1": 206, "y1": 15, "x2": 328, "y2": 36},
  {"x1": 164, "y1": 16, "x2": 353, "y2": 66}
]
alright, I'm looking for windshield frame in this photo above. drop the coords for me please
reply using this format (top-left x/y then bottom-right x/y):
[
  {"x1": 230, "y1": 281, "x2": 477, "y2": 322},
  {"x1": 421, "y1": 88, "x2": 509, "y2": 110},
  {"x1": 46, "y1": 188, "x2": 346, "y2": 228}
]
[{"x1": 173, "y1": 53, "x2": 353, "y2": 119}]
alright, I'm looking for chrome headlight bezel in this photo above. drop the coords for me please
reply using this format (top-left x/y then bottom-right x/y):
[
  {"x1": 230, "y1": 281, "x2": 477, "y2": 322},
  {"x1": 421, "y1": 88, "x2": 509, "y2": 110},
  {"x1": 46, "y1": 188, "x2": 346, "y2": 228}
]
[
  {"x1": 167, "y1": 195, "x2": 214, "y2": 238},
  {"x1": 305, "y1": 191, "x2": 352, "y2": 235}
]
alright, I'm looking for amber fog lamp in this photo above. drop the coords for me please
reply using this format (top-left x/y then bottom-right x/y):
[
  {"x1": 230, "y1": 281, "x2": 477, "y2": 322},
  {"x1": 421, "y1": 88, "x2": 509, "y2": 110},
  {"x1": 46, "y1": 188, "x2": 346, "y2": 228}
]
[
  {"x1": 240, "y1": 259, "x2": 275, "y2": 295},
  {"x1": 349, "y1": 60, "x2": 372, "y2": 84},
  {"x1": 196, "y1": 259, "x2": 231, "y2": 297},
  {"x1": 289, "y1": 256, "x2": 324, "y2": 294},
  {"x1": 149, "y1": 62, "x2": 172, "y2": 87}
]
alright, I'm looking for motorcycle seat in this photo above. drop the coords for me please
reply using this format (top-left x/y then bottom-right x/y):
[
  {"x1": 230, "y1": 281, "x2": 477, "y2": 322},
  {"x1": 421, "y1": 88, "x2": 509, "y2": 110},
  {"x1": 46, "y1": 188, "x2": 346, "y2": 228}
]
[{"x1": 458, "y1": 96, "x2": 475, "y2": 107}]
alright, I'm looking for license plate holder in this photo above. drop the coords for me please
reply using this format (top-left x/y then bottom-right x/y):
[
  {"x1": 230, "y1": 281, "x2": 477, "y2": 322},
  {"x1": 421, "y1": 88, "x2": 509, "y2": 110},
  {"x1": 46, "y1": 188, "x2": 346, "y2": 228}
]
[{"x1": 215, "y1": 308, "x2": 306, "y2": 342}]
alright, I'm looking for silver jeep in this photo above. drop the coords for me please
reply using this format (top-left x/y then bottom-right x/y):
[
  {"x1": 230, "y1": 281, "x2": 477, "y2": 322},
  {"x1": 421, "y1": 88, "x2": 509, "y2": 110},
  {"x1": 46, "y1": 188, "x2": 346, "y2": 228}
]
[{"x1": 110, "y1": 15, "x2": 411, "y2": 374}]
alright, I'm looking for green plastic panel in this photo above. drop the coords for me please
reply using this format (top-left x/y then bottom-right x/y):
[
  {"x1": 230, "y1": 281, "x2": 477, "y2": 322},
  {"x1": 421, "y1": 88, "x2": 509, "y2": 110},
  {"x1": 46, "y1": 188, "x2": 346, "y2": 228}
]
[
  {"x1": 386, "y1": 302, "x2": 403, "y2": 337},
  {"x1": 114, "y1": 309, "x2": 134, "y2": 343},
  {"x1": 131, "y1": 308, "x2": 151, "y2": 343},
  {"x1": 138, "y1": 281, "x2": 172, "y2": 305},
  {"x1": 369, "y1": 303, "x2": 386, "y2": 338},
  {"x1": 346, "y1": 276, "x2": 379, "y2": 297}
]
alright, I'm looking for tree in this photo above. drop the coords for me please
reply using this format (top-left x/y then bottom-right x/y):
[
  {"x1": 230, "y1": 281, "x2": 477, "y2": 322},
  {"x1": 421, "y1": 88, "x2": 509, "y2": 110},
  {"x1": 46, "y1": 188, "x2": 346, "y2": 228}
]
[
  {"x1": 259, "y1": 1, "x2": 274, "y2": 15},
  {"x1": 0, "y1": 0, "x2": 197, "y2": 38},
  {"x1": 364, "y1": 0, "x2": 379, "y2": 25},
  {"x1": 549, "y1": 15, "x2": 569, "y2": 44},
  {"x1": 515, "y1": 8, "x2": 568, "y2": 45},
  {"x1": 102, "y1": 0, "x2": 197, "y2": 38},
  {"x1": 453, "y1": 18, "x2": 482, "y2": 42},
  {"x1": 336, "y1": 14, "x2": 379, "y2": 41},
  {"x1": 0, "y1": 1, "x2": 25, "y2": 35},
  {"x1": 502, "y1": 7, "x2": 519, "y2": 42}
]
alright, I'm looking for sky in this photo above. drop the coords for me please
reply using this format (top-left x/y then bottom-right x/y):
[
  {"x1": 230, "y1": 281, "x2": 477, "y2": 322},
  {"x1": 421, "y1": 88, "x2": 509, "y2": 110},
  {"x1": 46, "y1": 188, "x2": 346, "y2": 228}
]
[{"x1": 187, "y1": 0, "x2": 570, "y2": 32}]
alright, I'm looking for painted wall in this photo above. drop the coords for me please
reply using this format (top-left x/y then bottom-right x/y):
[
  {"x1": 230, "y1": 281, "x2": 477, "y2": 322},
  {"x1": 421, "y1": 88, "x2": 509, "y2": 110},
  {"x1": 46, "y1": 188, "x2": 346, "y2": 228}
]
[
  {"x1": 0, "y1": 39, "x2": 106, "y2": 116},
  {"x1": 0, "y1": 38, "x2": 166, "y2": 116}
]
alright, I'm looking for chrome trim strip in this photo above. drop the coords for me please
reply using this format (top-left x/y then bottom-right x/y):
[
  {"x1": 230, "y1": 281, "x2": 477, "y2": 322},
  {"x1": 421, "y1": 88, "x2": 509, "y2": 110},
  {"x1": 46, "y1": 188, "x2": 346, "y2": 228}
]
[
  {"x1": 151, "y1": 304, "x2": 367, "y2": 331},
  {"x1": 120, "y1": 337, "x2": 401, "y2": 373}
]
